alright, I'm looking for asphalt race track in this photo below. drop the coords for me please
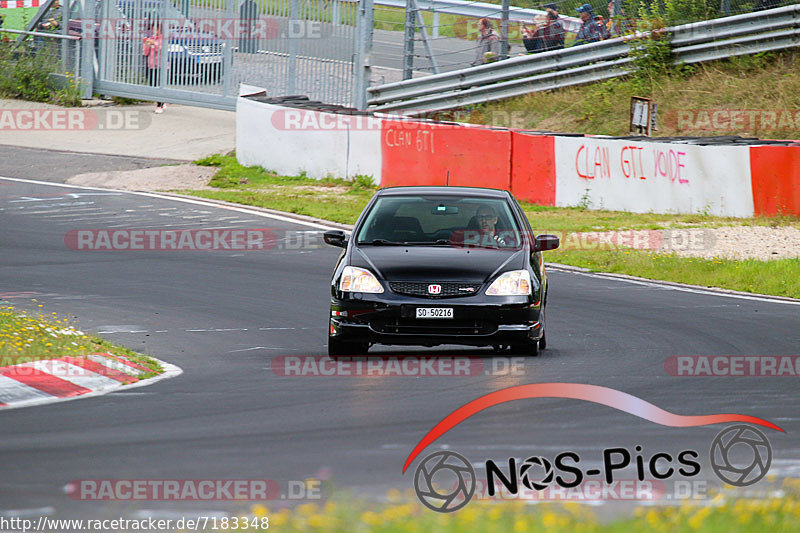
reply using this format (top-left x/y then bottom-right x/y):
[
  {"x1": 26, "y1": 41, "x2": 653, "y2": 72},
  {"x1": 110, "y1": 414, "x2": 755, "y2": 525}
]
[{"x1": 0, "y1": 170, "x2": 798, "y2": 519}]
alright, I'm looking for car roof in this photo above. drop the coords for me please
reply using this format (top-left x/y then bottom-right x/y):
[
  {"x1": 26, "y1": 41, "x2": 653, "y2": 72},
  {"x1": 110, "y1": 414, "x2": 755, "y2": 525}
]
[{"x1": 377, "y1": 186, "x2": 511, "y2": 198}]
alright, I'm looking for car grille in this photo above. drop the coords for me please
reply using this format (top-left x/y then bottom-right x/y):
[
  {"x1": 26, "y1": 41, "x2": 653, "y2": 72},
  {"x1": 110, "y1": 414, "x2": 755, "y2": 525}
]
[
  {"x1": 389, "y1": 282, "x2": 482, "y2": 298},
  {"x1": 371, "y1": 319, "x2": 495, "y2": 336}
]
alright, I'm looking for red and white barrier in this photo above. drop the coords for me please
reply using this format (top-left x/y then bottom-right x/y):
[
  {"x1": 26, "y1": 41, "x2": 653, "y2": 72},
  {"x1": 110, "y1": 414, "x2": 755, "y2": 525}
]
[
  {"x1": 236, "y1": 94, "x2": 800, "y2": 218},
  {"x1": 0, "y1": 353, "x2": 178, "y2": 410},
  {"x1": 0, "y1": 1, "x2": 40, "y2": 8}
]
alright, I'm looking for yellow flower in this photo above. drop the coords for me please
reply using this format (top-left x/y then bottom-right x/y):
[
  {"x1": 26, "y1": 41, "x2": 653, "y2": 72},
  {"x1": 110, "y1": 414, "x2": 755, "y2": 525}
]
[
  {"x1": 360, "y1": 511, "x2": 380, "y2": 526},
  {"x1": 270, "y1": 510, "x2": 288, "y2": 527},
  {"x1": 296, "y1": 502, "x2": 317, "y2": 516},
  {"x1": 307, "y1": 514, "x2": 326, "y2": 529},
  {"x1": 250, "y1": 504, "x2": 268, "y2": 517},
  {"x1": 386, "y1": 488, "x2": 403, "y2": 502}
]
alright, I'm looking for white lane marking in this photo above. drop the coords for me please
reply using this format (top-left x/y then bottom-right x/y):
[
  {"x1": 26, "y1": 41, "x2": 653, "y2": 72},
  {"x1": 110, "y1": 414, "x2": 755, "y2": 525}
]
[
  {"x1": 0, "y1": 506, "x2": 55, "y2": 518},
  {"x1": 88, "y1": 354, "x2": 144, "y2": 376},
  {"x1": 94, "y1": 326, "x2": 313, "y2": 334},
  {"x1": 9, "y1": 193, "x2": 121, "y2": 202},
  {"x1": 24, "y1": 207, "x2": 104, "y2": 215},
  {"x1": 40, "y1": 213, "x2": 137, "y2": 219},
  {"x1": 1, "y1": 201, "x2": 95, "y2": 211},
  {"x1": 21, "y1": 360, "x2": 119, "y2": 389},
  {"x1": 0, "y1": 375, "x2": 54, "y2": 403},
  {"x1": 0, "y1": 176, "x2": 338, "y2": 231},
  {"x1": 185, "y1": 328, "x2": 249, "y2": 332},
  {"x1": 227, "y1": 346, "x2": 285, "y2": 352},
  {"x1": 547, "y1": 267, "x2": 800, "y2": 307}
]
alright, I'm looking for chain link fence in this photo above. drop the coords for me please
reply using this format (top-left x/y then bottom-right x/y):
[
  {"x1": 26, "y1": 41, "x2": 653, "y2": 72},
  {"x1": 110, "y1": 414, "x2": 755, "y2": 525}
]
[{"x1": 388, "y1": 0, "x2": 798, "y2": 79}]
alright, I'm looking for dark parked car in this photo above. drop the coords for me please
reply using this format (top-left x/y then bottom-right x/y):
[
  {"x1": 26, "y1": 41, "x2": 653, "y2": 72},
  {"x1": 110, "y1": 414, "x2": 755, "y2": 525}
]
[
  {"x1": 68, "y1": 0, "x2": 225, "y2": 83},
  {"x1": 324, "y1": 186, "x2": 560, "y2": 356}
]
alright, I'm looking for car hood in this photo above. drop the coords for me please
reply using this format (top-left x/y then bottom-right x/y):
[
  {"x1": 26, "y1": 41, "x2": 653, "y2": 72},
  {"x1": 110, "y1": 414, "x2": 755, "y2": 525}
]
[{"x1": 351, "y1": 245, "x2": 525, "y2": 283}]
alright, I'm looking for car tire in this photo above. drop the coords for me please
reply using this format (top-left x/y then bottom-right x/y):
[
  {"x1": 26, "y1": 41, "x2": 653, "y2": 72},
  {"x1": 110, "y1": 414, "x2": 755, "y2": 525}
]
[
  {"x1": 538, "y1": 305, "x2": 547, "y2": 351},
  {"x1": 328, "y1": 337, "x2": 369, "y2": 357}
]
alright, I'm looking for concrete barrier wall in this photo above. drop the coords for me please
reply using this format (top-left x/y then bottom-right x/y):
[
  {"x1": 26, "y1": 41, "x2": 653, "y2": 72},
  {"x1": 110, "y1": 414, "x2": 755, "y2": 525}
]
[
  {"x1": 380, "y1": 120, "x2": 512, "y2": 188},
  {"x1": 236, "y1": 96, "x2": 799, "y2": 218},
  {"x1": 236, "y1": 98, "x2": 383, "y2": 180},
  {"x1": 553, "y1": 137, "x2": 755, "y2": 217},
  {"x1": 749, "y1": 146, "x2": 800, "y2": 217}
]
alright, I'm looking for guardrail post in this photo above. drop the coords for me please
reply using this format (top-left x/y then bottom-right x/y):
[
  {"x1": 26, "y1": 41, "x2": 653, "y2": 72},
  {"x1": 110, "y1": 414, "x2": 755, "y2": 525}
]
[
  {"x1": 500, "y1": 0, "x2": 510, "y2": 60},
  {"x1": 403, "y1": 0, "x2": 415, "y2": 79},
  {"x1": 159, "y1": 0, "x2": 168, "y2": 90},
  {"x1": 288, "y1": 0, "x2": 299, "y2": 94},
  {"x1": 352, "y1": 0, "x2": 374, "y2": 108},
  {"x1": 413, "y1": 0, "x2": 440, "y2": 73},
  {"x1": 79, "y1": 0, "x2": 94, "y2": 98},
  {"x1": 223, "y1": 0, "x2": 234, "y2": 97}
]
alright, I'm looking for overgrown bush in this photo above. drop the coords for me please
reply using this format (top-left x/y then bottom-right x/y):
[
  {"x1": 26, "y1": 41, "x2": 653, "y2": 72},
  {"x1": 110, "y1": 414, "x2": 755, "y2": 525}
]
[{"x1": 0, "y1": 43, "x2": 82, "y2": 106}]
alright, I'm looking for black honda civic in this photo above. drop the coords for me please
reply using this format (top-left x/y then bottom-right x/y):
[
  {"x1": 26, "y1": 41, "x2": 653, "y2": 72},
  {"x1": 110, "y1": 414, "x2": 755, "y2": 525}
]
[{"x1": 323, "y1": 186, "x2": 559, "y2": 356}]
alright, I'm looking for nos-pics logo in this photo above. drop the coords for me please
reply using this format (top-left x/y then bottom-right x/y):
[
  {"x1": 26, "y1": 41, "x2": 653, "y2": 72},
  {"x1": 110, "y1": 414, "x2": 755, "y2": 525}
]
[{"x1": 404, "y1": 384, "x2": 782, "y2": 513}]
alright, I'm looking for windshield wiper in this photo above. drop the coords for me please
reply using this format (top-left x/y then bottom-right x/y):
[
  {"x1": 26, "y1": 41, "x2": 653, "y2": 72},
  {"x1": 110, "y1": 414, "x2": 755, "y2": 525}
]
[
  {"x1": 357, "y1": 239, "x2": 406, "y2": 246},
  {"x1": 402, "y1": 240, "x2": 452, "y2": 246}
]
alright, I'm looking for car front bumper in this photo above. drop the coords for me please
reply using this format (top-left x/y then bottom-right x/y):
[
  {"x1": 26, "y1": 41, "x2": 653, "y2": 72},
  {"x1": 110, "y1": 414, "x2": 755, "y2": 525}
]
[{"x1": 329, "y1": 295, "x2": 543, "y2": 347}]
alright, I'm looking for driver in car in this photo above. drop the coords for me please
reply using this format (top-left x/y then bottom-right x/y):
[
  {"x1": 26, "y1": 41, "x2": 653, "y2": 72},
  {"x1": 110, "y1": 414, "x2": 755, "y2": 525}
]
[{"x1": 476, "y1": 206, "x2": 509, "y2": 246}]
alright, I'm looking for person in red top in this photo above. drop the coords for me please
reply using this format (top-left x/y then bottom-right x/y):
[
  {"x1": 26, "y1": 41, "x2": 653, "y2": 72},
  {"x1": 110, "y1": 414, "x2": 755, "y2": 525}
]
[{"x1": 143, "y1": 22, "x2": 166, "y2": 113}]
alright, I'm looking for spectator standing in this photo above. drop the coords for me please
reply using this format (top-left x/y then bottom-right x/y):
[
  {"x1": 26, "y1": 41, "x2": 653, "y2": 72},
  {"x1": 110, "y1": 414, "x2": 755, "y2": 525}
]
[
  {"x1": 574, "y1": 3, "x2": 604, "y2": 45},
  {"x1": 537, "y1": 10, "x2": 566, "y2": 51},
  {"x1": 472, "y1": 18, "x2": 499, "y2": 66},
  {"x1": 143, "y1": 22, "x2": 166, "y2": 113},
  {"x1": 522, "y1": 16, "x2": 546, "y2": 53},
  {"x1": 607, "y1": 1, "x2": 625, "y2": 36}
]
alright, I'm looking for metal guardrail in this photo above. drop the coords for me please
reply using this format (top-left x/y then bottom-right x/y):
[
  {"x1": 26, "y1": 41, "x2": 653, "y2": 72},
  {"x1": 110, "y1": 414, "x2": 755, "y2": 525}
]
[
  {"x1": 374, "y1": 0, "x2": 583, "y2": 33},
  {"x1": 368, "y1": 4, "x2": 800, "y2": 114}
]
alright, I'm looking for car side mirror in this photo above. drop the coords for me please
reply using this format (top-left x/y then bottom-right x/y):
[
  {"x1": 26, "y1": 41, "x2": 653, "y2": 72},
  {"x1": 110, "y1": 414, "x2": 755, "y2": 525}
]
[
  {"x1": 534, "y1": 234, "x2": 560, "y2": 252},
  {"x1": 323, "y1": 230, "x2": 347, "y2": 248}
]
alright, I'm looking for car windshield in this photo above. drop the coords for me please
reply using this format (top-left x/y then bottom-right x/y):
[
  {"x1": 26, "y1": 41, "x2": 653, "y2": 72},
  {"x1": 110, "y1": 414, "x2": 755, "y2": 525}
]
[{"x1": 356, "y1": 195, "x2": 524, "y2": 249}]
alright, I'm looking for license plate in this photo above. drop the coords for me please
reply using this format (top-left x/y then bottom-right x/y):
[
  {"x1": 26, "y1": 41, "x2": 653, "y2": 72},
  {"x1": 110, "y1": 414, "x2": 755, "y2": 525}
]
[
  {"x1": 416, "y1": 307, "x2": 453, "y2": 319},
  {"x1": 198, "y1": 56, "x2": 221, "y2": 64}
]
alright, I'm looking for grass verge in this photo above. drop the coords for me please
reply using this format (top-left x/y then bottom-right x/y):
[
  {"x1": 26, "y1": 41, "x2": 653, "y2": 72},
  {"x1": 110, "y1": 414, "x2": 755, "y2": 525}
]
[
  {"x1": 243, "y1": 480, "x2": 800, "y2": 532},
  {"x1": 0, "y1": 301, "x2": 162, "y2": 377},
  {"x1": 181, "y1": 155, "x2": 800, "y2": 299}
]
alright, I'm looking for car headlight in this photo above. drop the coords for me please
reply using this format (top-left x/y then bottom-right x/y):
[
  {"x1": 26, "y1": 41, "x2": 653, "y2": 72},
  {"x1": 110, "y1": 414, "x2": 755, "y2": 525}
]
[
  {"x1": 340, "y1": 266, "x2": 384, "y2": 293},
  {"x1": 486, "y1": 270, "x2": 531, "y2": 296}
]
